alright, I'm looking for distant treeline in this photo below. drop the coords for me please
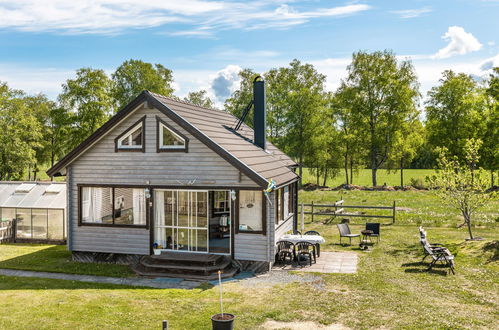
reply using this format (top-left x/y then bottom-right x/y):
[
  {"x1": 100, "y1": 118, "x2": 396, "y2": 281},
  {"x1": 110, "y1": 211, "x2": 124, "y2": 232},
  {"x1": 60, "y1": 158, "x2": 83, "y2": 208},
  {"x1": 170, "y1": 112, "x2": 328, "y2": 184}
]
[{"x1": 0, "y1": 51, "x2": 497, "y2": 186}]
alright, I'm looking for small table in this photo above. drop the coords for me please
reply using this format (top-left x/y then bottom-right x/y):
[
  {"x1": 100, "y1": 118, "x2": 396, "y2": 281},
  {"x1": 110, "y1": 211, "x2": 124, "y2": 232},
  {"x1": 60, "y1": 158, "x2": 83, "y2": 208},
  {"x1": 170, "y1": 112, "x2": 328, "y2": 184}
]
[{"x1": 360, "y1": 230, "x2": 375, "y2": 250}]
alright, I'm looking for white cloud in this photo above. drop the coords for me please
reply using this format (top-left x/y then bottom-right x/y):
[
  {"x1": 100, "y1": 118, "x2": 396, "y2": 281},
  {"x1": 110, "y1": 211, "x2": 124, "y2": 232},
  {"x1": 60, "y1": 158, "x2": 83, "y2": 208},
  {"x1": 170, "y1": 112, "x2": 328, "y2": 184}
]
[
  {"x1": 0, "y1": 1, "x2": 370, "y2": 35},
  {"x1": 479, "y1": 53, "x2": 499, "y2": 71},
  {"x1": 432, "y1": 26, "x2": 483, "y2": 59},
  {"x1": 390, "y1": 7, "x2": 432, "y2": 19}
]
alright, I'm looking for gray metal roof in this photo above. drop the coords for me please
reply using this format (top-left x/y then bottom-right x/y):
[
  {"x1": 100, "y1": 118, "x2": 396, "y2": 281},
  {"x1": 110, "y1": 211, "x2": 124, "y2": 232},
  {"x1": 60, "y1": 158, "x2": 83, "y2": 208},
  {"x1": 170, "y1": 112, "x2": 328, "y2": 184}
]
[{"x1": 0, "y1": 182, "x2": 66, "y2": 209}]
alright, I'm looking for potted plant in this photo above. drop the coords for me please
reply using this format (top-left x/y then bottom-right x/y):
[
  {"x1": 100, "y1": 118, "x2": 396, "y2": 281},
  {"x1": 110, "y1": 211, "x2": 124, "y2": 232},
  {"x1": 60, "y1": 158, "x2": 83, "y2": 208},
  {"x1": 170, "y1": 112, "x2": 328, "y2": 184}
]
[
  {"x1": 211, "y1": 270, "x2": 235, "y2": 330},
  {"x1": 152, "y1": 243, "x2": 162, "y2": 255}
]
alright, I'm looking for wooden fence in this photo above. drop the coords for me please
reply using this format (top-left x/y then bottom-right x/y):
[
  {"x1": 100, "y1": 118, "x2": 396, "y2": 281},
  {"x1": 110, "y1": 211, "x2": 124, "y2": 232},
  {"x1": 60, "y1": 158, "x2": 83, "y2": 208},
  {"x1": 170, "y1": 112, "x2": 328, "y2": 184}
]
[
  {"x1": 299, "y1": 198, "x2": 396, "y2": 230},
  {"x1": 0, "y1": 220, "x2": 14, "y2": 243}
]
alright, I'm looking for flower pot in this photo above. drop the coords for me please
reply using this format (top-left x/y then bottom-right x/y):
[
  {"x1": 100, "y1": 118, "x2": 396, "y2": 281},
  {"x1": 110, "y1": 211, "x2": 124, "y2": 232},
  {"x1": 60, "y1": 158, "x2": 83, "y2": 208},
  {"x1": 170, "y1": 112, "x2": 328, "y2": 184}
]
[
  {"x1": 211, "y1": 313, "x2": 235, "y2": 330},
  {"x1": 153, "y1": 249, "x2": 161, "y2": 255}
]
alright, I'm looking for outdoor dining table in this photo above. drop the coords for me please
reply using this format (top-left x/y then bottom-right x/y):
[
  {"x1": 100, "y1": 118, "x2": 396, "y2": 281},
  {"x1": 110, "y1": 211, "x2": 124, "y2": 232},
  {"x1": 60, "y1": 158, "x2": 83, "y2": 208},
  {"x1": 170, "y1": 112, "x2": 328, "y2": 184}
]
[{"x1": 279, "y1": 234, "x2": 326, "y2": 258}]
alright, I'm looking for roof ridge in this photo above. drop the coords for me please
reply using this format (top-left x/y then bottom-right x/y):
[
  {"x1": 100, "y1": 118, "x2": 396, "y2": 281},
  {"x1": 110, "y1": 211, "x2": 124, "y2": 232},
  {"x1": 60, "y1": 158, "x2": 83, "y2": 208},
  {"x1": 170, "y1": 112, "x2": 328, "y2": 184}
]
[{"x1": 147, "y1": 91, "x2": 226, "y2": 114}]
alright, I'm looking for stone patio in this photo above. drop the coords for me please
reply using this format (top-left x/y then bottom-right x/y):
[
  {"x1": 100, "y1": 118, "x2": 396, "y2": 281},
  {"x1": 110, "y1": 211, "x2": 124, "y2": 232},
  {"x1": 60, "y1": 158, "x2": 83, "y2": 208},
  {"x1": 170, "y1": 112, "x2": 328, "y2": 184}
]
[{"x1": 273, "y1": 251, "x2": 358, "y2": 274}]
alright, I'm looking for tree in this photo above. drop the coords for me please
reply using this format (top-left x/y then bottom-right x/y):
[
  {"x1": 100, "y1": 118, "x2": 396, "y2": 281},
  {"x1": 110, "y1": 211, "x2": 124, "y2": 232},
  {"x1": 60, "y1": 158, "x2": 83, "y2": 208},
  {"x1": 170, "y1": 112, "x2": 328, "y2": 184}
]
[
  {"x1": 224, "y1": 68, "x2": 256, "y2": 127},
  {"x1": 0, "y1": 82, "x2": 42, "y2": 180},
  {"x1": 426, "y1": 70, "x2": 489, "y2": 160},
  {"x1": 184, "y1": 90, "x2": 215, "y2": 109},
  {"x1": 427, "y1": 139, "x2": 497, "y2": 240},
  {"x1": 59, "y1": 68, "x2": 115, "y2": 150},
  {"x1": 112, "y1": 59, "x2": 174, "y2": 108},
  {"x1": 340, "y1": 50, "x2": 420, "y2": 186},
  {"x1": 483, "y1": 67, "x2": 499, "y2": 186},
  {"x1": 333, "y1": 86, "x2": 367, "y2": 185}
]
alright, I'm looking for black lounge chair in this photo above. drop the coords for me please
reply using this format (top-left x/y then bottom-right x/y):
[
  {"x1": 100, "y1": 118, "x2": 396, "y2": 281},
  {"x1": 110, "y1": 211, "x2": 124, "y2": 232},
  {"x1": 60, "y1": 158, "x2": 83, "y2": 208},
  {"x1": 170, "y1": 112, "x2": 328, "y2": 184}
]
[
  {"x1": 365, "y1": 223, "x2": 380, "y2": 243},
  {"x1": 304, "y1": 230, "x2": 322, "y2": 257},
  {"x1": 296, "y1": 241, "x2": 316, "y2": 266},
  {"x1": 276, "y1": 240, "x2": 295, "y2": 265},
  {"x1": 337, "y1": 223, "x2": 360, "y2": 245}
]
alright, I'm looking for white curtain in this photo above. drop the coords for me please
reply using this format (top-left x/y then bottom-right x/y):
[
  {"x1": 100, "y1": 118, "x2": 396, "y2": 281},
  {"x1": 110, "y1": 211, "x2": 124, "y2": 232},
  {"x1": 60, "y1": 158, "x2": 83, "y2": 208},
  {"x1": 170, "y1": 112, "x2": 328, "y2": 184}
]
[
  {"x1": 154, "y1": 191, "x2": 166, "y2": 247},
  {"x1": 283, "y1": 186, "x2": 289, "y2": 217},
  {"x1": 133, "y1": 189, "x2": 146, "y2": 225},
  {"x1": 82, "y1": 187, "x2": 103, "y2": 223}
]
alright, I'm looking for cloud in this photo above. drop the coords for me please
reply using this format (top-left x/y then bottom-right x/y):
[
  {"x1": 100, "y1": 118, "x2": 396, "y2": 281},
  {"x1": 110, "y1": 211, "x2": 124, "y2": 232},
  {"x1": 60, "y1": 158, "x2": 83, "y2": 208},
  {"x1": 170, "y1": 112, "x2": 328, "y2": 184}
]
[
  {"x1": 479, "y1": 54, "x2": 499, "y2": 71},
  {"x1": 432, "y1": 26, "x2": 483, "y2": 59},
  {"x1": 390, "y1": 7, "x2": 432, "y2": 19},
  {"x1": 209, "y1": 65, "x2": 242, "y2": 103},
  {"x1": 0, "y1": 1, "x2": 371, "y2": 35}
]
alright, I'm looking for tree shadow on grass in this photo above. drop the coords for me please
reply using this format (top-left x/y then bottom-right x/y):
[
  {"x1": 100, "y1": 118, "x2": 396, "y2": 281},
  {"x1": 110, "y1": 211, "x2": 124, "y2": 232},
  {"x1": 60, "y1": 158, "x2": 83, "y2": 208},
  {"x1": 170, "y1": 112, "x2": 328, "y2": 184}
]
[{"x1": 401, "y1": 260, "x2": 450, "y2": 276}]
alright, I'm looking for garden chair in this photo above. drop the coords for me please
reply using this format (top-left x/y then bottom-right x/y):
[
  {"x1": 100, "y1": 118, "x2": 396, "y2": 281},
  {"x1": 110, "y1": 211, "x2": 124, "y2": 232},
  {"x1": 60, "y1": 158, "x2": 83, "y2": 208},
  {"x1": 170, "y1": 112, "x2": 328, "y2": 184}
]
[
  {"x1": 276, "y1": 240, "x2": 295, "y2": 265},
  {"x1": 304, "y1": 230, "x2": 322, "y2": 257},
  {"x1": 296, "y1": 241, "x2": 316, "y2": 266},
  {"x1": 365, "y1": 223, "x2": 380, "y2": 243},
  {"x1": 420, "y1": 236, "x2": 455, "y2": 274},
  {"x1": 419, "y1": 226, "x2": 446, "y2": 260},
  {"x1": 337, "y1": 223, "x2": 360, "y2": 245}
]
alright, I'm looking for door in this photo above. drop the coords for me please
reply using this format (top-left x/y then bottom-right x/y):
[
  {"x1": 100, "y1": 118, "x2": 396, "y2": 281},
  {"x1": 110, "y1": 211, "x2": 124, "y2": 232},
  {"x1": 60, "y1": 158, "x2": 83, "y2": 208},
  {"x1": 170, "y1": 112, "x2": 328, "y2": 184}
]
[{"x1": 154, "y1": 190, "x2": 208, "y2": 252}]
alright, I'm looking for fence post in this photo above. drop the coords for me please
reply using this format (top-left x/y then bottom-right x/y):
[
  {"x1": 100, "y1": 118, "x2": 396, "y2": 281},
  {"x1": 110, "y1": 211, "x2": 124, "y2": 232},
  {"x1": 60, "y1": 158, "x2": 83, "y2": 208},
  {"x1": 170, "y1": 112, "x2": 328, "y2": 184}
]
[
  {"x1": 162, "y1": 320, "x2": 168, "y2": 330},
  {"x1": 300, "y1": 202, "x2": 304, "y2": 233},
  {"x1": 392, "y1": 201, "x2": 396, "y2": 224},
  {"x1": 311, "y1": 201, "x2": 314, "y2": 223}
]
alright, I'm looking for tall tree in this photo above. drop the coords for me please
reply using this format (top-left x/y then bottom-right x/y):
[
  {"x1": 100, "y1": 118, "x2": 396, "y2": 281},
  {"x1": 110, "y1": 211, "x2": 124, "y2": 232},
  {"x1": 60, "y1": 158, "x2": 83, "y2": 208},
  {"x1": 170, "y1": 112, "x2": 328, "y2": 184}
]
[
  {"x1": 425, "y1": 70, "x2": 489, "y2": 160},
  {"x1": 0, "y1": 82, "x2": 42, "y2": 180},
  {"x1": 340, "y1": 50, "x2": 420, "y2": 186},
  {"x1": 59, "y1": 68, "x2": 115, "y2": 150},
  {"x1": 184, "y1": 90, "x2": 215, "y2": 109},
  {"x1": 483, "y1": 67, "x2": 499, "y2": 186},
  {"x1": 112, "y1": 59, "x2": 174, "y2": 108},
  {"x1": 224, "y1": 68, "x2": 256, "y2": 126}
]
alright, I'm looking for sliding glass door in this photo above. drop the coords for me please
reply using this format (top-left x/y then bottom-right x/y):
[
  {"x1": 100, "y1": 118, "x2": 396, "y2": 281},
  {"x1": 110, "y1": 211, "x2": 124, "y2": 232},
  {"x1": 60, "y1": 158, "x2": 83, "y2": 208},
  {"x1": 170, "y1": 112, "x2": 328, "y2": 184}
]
[{"x1": 154, "y1": 190, "x2": 208, "y2": 252}]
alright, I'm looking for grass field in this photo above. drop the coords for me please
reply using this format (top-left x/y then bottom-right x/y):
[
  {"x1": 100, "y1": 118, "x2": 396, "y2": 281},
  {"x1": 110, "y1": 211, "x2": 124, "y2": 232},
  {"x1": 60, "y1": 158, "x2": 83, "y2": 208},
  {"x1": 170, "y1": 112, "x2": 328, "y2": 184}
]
[
  {"x1": 0, "y1": 224, "x2": 497, "y2": 329},
  {"x1": 301, "y1": 168, "x2": 436, "y2": 187}
]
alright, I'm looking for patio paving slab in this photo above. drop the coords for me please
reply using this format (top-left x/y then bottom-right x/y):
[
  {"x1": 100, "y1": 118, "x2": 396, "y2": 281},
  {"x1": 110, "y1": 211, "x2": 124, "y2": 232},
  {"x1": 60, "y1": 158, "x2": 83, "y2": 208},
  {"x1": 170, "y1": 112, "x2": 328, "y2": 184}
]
[{"x1": 273, "y1": 251, "x2": 358, "y2": 274}]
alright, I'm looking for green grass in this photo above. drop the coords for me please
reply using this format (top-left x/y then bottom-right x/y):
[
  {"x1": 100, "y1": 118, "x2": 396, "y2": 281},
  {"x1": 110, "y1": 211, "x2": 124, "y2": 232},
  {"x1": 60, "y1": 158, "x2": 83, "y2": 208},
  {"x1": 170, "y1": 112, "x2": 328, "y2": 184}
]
[
  {"x1": 0, "y1": 244, "x2": 133, "y2": 277},
  {"x1": 302, "y1": 168, "x2": 437, "y2": 187},
  {"x1": 0, "y1": 225, "x2": 497, "y2": 329}
]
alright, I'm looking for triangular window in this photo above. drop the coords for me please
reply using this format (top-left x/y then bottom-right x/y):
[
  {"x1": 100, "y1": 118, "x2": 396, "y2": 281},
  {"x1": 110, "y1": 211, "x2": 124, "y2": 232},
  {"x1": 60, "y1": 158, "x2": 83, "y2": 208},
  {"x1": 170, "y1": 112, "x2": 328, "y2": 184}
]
[
  {"x1": 115, "y1": 116, "x2": 146, "y2": 152},
  {"x1": 157, "y1": 116, "x2": 188, "y2": 152}
]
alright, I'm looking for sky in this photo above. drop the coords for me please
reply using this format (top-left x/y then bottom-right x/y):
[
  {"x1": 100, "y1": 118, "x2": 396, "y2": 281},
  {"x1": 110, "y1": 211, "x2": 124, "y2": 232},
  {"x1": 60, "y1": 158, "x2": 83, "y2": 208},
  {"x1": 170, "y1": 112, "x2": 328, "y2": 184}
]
[{"x1": 0, "y1": 0, "x2": 498, "y2": 108}]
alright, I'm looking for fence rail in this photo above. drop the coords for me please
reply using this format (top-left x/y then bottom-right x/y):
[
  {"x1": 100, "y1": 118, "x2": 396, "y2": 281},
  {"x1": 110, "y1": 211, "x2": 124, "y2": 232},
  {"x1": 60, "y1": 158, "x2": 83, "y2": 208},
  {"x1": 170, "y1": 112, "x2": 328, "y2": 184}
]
[
  {"x1": 299, "y1": 197, "x2": 396, "y2": 231},
  {"x1": 0, "y1": 220, "x2": 14, "y2": 243}
]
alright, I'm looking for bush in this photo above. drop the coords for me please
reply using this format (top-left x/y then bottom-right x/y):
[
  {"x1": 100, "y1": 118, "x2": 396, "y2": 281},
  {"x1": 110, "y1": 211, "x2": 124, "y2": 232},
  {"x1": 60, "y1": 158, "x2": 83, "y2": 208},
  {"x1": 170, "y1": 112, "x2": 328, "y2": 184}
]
[{"x1": 410, "y1": 177, "x2": 426, "y2": 189}]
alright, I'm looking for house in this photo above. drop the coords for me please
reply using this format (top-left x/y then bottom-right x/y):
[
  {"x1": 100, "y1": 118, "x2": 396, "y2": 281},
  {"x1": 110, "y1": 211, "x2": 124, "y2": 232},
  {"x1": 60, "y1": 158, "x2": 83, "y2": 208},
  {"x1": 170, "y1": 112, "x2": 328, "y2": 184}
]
[
  {"x1": 47, "y1": 77, "x2": 299, "y2": 277},
  {"x1": 0, "y1": 182, "x2": 66, "y2": 243}
]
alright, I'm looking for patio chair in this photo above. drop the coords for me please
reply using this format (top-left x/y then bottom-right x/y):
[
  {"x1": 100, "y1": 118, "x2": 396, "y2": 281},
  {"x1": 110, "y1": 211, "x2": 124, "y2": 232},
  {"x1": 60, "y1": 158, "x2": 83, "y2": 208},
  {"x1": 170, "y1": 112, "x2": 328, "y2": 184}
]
[
  {"x1": 276, "y1": 240, "x2": 295, "y2": 265},
  {"x1": 419, "y1": 227, "x2": 447, "y2": 261},
  {"x1": 365, "y1": 223, "x2": 380, "y2": 243},
  {"x1": 337, "y1": 223, "x2": 360, "y2": 245},
  {"x1": 296, "y1": 241, "x2": 316, "y2": 266},
  {"x1": 304, "y1": 230, "x2": 322, "y2": 257},
  {"x1": 420, "y1": 236, "x2": 455, "y2": 274}
]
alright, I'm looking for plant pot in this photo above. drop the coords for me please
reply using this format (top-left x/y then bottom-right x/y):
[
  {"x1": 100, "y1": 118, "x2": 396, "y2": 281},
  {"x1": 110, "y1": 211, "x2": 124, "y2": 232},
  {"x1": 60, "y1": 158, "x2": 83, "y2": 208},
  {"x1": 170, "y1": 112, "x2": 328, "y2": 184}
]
[
  {"x1": 153, "y1": 249, "x2": 161, "y2": 255},
  {"x1": 211, "y1": 313, "x2": 235, "y2": 330}
]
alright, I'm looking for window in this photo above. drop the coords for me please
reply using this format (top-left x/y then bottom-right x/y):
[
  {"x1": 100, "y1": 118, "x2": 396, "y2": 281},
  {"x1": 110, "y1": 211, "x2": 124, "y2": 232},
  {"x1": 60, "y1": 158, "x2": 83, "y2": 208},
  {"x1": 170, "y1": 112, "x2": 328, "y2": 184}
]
[
  {"x1": 275, "y1": 189, "x2": 283, "y2": 225},
  {"x1": 115, "y1": 116, "x2": 145, "y2": 152},
  {"x1": 213, "y1": 191, "x2": 230, "y2": 214},
  {"x1": 156, "y1": 116, "x2": 189, "y2": 152},
  {"x1": 237, "y1": 190, "x2": 265, "y2": 233},
  {"x1": 80, "y1": 186, "x2": 147, "y2": 227}
]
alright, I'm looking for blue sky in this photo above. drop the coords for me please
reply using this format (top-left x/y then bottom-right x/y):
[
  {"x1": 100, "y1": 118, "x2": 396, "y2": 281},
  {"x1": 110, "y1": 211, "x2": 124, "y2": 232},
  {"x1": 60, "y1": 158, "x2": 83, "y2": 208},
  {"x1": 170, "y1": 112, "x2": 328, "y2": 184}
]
[{"x1": 0, "y1": 0, "x2": 498, "y2": 107}]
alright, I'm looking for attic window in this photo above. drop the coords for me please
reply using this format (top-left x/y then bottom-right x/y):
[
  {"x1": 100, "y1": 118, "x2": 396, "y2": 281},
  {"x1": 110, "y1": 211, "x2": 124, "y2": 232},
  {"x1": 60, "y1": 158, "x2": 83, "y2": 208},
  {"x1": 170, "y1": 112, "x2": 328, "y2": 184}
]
[
  {"x1": 115, "y1": 116, "x2": 146, "y2": 152},
  {"x1": 156, "y1": 116, "x2": 189, "y2": 152}
]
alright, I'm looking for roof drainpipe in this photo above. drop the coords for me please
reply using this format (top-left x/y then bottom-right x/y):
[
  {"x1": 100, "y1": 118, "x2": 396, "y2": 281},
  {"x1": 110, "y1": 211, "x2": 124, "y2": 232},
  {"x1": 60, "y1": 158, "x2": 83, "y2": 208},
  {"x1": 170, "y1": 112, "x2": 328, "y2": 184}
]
[{"x1": 253, "y1": 76, "x2": 266, "y2": 150}]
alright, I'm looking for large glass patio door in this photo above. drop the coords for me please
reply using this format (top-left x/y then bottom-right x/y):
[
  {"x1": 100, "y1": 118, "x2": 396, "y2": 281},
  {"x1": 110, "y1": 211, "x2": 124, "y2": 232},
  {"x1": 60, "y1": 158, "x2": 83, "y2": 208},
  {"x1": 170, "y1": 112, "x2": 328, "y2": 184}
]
[{"x1": 154, "y1": 190, "x2": 208, "y2": 252}]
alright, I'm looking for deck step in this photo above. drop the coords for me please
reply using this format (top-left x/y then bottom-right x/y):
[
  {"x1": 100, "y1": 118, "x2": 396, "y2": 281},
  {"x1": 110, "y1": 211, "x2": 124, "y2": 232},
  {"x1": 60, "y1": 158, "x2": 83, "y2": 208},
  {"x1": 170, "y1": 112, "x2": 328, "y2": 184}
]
[{"x1": 132, "y1": 252, "x2": 237, "y2": 280}]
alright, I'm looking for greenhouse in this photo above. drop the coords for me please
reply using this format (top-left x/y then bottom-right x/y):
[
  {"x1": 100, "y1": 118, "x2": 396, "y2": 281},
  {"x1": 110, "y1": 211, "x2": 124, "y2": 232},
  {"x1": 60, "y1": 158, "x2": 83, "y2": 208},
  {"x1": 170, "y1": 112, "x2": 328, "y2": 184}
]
[{"x1": 0, "y1": 182, "x2": 66, "y2": 242}]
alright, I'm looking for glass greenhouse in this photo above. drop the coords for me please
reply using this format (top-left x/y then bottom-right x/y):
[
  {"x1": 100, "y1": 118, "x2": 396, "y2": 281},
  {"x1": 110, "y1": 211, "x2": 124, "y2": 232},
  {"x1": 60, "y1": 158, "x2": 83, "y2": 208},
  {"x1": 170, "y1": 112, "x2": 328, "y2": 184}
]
[{"x1": 0, "y1": 182, "x2": 66, "y2": 242}]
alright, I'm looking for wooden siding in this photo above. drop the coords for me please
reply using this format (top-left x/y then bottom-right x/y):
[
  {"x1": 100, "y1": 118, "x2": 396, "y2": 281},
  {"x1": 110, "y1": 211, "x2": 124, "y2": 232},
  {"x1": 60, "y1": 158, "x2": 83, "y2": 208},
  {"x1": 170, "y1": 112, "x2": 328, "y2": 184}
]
[
  {"x1": 69, "y1": 105, "x2": 258, "y2": 255},
  {"x1": 234, "y1": 191, "x2": 274, "y2": 262}
]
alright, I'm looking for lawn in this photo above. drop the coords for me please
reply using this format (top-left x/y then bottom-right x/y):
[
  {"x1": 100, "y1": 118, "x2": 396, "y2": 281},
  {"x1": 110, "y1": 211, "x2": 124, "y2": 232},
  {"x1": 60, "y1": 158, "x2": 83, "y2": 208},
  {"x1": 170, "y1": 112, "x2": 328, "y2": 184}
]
[{"x1": 301, "y1": 168, "x2": 436, "y2": 187}]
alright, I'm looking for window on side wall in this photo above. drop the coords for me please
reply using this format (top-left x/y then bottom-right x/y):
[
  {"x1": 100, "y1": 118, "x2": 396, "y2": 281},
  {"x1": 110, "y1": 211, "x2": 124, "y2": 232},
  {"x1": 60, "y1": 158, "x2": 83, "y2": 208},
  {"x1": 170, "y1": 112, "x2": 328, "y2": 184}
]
[
  {"x1": 275, "y1": 189, "x2": 283, "y2": 225},
  {"x1": 80, "y1": 186, "x2": 147, "y2": 227},
  {"x1": 115, "y1": 116, "x2": 145, "y2": 152},
  {"x1": 156, "y1": 116, "x2": 189, "y2": 152},
  {"x1": 237, "y1": 190, "x2": 264, "y2": 234}
]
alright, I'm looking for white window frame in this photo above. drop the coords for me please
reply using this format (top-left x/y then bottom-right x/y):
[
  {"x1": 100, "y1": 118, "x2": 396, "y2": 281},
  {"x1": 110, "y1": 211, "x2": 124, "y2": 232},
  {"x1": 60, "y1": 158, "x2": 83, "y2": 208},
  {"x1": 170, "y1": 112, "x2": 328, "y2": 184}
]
[
  {"x1": 159, "y1": 123, "x2": 186, "y2": 150},
  {"x1": 117, "y1": 122, "x2": 143, "y2": 149}
]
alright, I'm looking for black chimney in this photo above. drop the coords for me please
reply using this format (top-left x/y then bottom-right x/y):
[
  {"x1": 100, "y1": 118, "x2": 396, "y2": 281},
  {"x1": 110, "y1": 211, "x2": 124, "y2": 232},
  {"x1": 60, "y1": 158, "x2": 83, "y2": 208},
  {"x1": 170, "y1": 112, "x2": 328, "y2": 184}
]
[{"x1": 253, "y1": 76, "x2": 266, "y2": 150}]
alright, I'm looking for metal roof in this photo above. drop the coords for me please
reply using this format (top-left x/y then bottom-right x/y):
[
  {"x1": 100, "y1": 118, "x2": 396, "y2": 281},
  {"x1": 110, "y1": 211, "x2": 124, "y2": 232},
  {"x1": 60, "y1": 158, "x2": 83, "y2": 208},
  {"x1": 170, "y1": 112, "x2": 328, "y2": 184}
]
[{"x1": 0, "y1": 182, "x2": 66, "y2": 209}]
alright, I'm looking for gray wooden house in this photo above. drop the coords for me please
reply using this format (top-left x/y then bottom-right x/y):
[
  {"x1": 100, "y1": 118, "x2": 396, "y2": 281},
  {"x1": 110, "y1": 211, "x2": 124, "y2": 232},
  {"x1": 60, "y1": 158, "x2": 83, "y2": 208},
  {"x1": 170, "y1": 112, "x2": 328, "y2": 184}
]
[{"x1": 47, "y1": 78, "x2": 299, "y2": 278}]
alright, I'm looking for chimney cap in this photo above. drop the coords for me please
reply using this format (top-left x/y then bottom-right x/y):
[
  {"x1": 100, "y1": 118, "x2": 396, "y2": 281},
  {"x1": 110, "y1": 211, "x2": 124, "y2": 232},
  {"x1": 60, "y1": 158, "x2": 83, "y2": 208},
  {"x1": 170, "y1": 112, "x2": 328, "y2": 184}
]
[{"x1": 253, "y1": 75, "x2": 264, "y2": 83}]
